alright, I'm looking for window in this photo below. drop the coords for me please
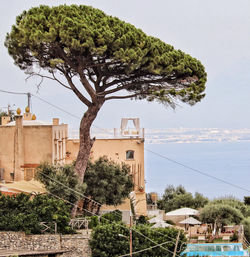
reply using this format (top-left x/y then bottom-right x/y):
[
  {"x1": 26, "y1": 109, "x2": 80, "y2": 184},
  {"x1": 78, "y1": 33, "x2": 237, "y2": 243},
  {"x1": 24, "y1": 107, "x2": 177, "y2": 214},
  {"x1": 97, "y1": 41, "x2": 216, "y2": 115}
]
[
  {"x1": 24, "y1": 168, "x2": 34, "y2": 181},
  {"x1": 126, "y1": 150, "x2": 134, "y2": 160}
]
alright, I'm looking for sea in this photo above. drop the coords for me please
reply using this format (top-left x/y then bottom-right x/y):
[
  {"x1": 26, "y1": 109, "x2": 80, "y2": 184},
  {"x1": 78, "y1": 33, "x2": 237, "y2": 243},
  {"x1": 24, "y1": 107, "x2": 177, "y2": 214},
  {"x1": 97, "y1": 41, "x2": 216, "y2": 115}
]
[{"x1": 144, "y1": 141, "x2": 250, "y2": 200}]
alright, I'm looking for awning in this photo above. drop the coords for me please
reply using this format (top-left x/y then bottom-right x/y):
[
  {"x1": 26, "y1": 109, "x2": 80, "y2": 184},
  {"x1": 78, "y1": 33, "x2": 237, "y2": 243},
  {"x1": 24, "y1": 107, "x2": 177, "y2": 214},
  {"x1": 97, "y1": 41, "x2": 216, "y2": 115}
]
[{"x1": 0, "y1": 179, "x2": 46, "y2": 194}]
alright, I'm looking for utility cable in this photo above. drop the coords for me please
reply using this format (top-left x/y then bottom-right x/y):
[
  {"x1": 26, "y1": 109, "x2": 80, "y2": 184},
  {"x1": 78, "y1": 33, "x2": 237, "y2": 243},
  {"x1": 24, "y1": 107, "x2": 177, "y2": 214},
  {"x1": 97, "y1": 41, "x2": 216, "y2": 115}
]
[
  {"x1": 31, "y1": 94, "x2": 112, "y2": 134},
  {"x1": 37, "y1": 172, "x2": 188, "y2": 246},
  {"x1": 38, "y1": 170, "x2": 185, "y2": 246},
  {"x1": 0, "y1": 89, "x2": 112, "y2": 134},
  {"x1": 145, "y1": 148, "x2": 250, "y2": 194},
  {"x1": 31, "y1": 90, "x2": 250, "y2": 195},
  {"x1": 34, "y1": 172, "x2": 184, "y2": 254},
  {"x1": 29, "y1": 180, "x2": 182, "y2": 256},
  {"x1": 117, "y1": 240, "x2": 178, "y2": 257},
  {"x1": 0, "y1": 89, "x2": 28, "y2": 95},
  {"x1": 31, "y1": 94, "x2": 81, "y2": 120}
]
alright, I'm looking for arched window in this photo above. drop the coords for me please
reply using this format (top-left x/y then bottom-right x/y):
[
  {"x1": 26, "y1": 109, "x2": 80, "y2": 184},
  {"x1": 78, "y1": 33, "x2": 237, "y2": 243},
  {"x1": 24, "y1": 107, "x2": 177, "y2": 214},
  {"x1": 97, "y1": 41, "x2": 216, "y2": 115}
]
[{"x1": 126, "y1": 150, "x2": 134, "y2": 160}]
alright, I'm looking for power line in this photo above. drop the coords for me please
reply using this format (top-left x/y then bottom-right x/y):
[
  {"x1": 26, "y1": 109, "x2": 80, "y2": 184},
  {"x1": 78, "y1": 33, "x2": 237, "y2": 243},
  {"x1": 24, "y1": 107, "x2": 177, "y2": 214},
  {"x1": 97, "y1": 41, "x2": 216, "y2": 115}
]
[
  {"x1": 117, "y1": 240, "x2": 178, "y2": 257},
  {"x1": 3, "y1": 89, "x2": 250, "y2": 197},
  {"x1": 31, "y1": 94, "x2": 81, "y2": 120},
  {"x1": 31, "y1": 94, "x2": 112, "y2": 134},
  {"x1": 29, "y1": 179, "x2": 182, "y2": 256},
  {"x1": 0, "y1": 89, "x2": 111, "y2": 133},
  {"x1": 0, "y1": 89, "x2": 28, "y2": 95},
  {"x1": 145, "y1": 148, "x2": 250, "y2": 194},
  {"x1": 38, "y1": 169, "x2": 184, "y2": 245}
]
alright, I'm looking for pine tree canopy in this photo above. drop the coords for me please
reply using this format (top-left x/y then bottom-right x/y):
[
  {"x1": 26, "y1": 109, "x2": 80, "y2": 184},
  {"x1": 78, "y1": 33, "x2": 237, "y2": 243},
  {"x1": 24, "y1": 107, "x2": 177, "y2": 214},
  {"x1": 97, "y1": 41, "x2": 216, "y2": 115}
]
[{"x1": 5, "y1": 4, "x2": 207, "y2": 107}]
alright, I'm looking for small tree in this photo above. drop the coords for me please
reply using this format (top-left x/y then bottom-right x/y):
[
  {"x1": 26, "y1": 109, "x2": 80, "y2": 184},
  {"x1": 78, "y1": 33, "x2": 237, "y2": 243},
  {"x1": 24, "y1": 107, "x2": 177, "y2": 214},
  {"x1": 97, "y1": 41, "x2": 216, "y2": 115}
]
[
  {"x1": 5, "y1": 5, "x2": 207, "y2": 183},
  {"x1": 36, "y1": 163, "x2": 86, "y2": 204},
  {"x1": 209, "y1": 197, "x2": 248, "y2": 217},
  {"x1": 36, "y1": 157, "x2": 134, "y2": 214},
  {"x1": 200, "y1": 204, "x2": 244, "y2": 234},
  {"x1": 84, "y1": 156, "x2": 134, "y2": 211},
  {"x1": 157, "y1": 185, "x2": 208, "y2": 212}
]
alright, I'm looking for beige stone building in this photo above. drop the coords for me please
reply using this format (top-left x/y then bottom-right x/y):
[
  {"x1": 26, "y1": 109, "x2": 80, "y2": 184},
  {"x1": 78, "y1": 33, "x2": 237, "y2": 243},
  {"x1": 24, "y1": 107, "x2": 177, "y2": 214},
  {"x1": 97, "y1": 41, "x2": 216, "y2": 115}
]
[{"x1": 0, "y1": 110, "x2": 147, "y2": 215}]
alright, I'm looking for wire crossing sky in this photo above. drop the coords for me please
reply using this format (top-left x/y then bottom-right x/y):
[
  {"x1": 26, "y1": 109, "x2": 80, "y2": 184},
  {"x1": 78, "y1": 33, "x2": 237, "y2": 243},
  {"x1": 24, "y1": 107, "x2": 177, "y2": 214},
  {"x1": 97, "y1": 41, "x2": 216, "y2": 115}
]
[
  {"x1": 1, "y1": 0, "x2": 250, "y2": 199},
  {"x1": 0, "y1": 0, "x2": 250, "y2": 130}
]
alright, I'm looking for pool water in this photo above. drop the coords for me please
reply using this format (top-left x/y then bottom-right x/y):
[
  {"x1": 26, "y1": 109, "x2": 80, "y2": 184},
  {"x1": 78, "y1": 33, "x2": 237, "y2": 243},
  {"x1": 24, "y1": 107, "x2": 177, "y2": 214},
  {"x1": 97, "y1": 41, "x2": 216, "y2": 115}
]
[{"x1": 182, "y1": 243, "x2": 249, "y2": 256}]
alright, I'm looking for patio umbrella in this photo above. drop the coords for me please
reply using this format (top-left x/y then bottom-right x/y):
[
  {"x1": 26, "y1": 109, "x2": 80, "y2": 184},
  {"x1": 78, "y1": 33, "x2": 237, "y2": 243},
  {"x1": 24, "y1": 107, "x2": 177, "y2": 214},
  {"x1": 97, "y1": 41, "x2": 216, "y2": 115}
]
[
  {"x1": 179, "y1": 217, "x2": 201, "y2": 237},
  {"x1": 166, "y1": 207, "x2": 199, "y2": 216},
  {"x1": 151, "y1": 220, "x2": 172, "y2": 228},
  {"x1": 179, "y1": 217, "x2": 201, "y2": 225},
  {"x1": 148, "y1": 216, "x2": 163, "y2": 224}
]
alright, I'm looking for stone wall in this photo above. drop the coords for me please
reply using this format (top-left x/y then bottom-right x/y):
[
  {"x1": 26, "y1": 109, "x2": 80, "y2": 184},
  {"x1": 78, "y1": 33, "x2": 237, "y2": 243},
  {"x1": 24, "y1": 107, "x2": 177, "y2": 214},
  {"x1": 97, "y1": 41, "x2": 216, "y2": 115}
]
[{"x1": 0, "y1": 231, "x2": 91, "y2": 257}]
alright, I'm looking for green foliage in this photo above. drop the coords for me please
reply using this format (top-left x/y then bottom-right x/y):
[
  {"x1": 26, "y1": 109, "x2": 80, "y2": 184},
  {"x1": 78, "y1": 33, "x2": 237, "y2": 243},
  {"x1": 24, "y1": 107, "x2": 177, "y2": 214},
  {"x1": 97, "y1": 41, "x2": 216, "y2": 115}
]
[
  {"x1": 244, "y1": 196, "x2": 250, "y2": 205},
  {"x1": 90, "y1": 223, "x2": 186, "y2": 257},
  {"x1": 36, "y1": 157, "x2": 134, "y2": 213},
  {"x1": 36, "y1": 163, "x2": 86, "y2": 204},
  {"x1": 200, "y1": 204, "x2": 244, "y2": 230},
  {"x1": 146, "y1": 193, "x2": 153, "y2": 205},
  {"x1": 245, "y1": 206, "x2": 250, "y2": 217},
  {"x1": 157, "y1": 185, "x2": 208, "y2": 212},
  {"x1": 209, "y1": 197, "x2": 248, "y2": 217},
  {"x1": 100, "y1": 210, "x2": 122, "y2": 224},
  {"x1": 137, "y1": 215, "x2": 148, "y2": 225},
  {"x1": 5, "y1": 4, "x2": 206, "y2": 108},
  {"x1": 89, "y1": 216, "x2": 99, "y2": 229},
  {"x1": 84, "y1": 157, "x2": 134, "y2": 206},
  {"x1": 230, "y1": 231, "x2": 238, "y2": 242},
  {"x1": 0, "y1": 193, "x2": 72, "y2": 234},
  {"x1": 242, "y1": 217, "x2": 250, "y2": 242}
]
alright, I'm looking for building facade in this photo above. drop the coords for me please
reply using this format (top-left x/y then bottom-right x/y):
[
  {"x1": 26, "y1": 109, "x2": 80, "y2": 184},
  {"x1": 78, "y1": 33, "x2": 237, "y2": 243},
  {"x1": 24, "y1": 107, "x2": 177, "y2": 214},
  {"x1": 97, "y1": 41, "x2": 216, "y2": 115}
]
[{"x1": 0, "y1": 111, "x2": 147, "y2": 215}]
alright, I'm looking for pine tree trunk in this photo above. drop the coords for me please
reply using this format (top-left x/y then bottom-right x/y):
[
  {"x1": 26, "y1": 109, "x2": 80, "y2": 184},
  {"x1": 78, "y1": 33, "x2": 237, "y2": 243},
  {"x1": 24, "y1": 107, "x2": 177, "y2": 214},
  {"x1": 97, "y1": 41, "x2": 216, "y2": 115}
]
[
  {"x1": 75, "y1": 102, "x2": 104, "y2": 181},
  {"x1": 71, "y1": 101, "x2": 104, "y2": 217}
]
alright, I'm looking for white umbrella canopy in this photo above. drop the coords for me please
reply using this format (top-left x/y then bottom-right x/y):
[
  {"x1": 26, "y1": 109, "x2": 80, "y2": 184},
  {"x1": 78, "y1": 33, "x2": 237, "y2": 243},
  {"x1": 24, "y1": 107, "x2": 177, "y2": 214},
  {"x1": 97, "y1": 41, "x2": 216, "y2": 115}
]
[
  {"x1": 179, "y1": 217, "x2": 201, "y2": 225},
  {"x1": 148, "y1": 216, "x2": 163, "y2": 224},
  {"x1": 151, "y1": 220, "x2": 172, "y2": 228},
  {"x1": 166, "y1": 207, "x2": 199, "y2": 216}
]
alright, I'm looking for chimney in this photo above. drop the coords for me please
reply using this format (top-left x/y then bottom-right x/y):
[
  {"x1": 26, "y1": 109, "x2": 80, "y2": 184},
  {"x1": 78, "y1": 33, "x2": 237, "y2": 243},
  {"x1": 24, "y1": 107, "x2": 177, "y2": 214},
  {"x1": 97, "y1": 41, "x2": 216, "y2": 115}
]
[
  {"x1": 53, "y1": 118, "x2": 59, "y2": 126},
  {"x1": 1, "y1": 116, "x2": 10, "y2": 125}
]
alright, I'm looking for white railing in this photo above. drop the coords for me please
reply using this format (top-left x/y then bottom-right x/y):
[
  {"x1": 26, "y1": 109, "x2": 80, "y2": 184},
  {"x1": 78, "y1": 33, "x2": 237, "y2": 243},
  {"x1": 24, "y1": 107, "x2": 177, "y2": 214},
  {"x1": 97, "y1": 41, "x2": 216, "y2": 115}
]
[{"x1": 68, "y1": 128, "x2": 145, "y2": 139}]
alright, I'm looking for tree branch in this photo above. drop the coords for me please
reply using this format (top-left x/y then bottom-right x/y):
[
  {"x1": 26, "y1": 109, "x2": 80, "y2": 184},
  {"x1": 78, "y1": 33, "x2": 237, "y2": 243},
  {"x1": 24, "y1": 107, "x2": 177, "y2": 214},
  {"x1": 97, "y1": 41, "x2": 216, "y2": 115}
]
[
  {"x1": 26, "y1": 72, "x2": 72, "y2": 90},
  {"x1": 64, "y1": 72, "x2": 92, "y2": 107},
  {"x1": 77, "y1": 66, "x2": 97, "y2": 101},
  {"x1": 99, "y1": 77, "x2": 174, "y2": 97},
  {"x1": 105, "y1": 93, "x2": 143, "y2": 101}
]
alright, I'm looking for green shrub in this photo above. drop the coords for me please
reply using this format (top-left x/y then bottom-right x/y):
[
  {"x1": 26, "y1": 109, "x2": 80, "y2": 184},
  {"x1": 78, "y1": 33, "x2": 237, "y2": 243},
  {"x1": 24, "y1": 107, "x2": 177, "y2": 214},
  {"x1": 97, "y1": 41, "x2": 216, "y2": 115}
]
[
  {"x1": 0, "y1": 193, "x2": 73, "y2": 234},
  {"x1": 100, "y1": 210, "x2": 122, "y2": 223},
  {"x1": 89, "y1": 216, "x2": 99, "y2": 229},
  {"x1": 136, "y1": 215, "x2": 148, "y2": 225},
  {"x1": 90, "y1": 223, "x2": 187, "y2": 257}
]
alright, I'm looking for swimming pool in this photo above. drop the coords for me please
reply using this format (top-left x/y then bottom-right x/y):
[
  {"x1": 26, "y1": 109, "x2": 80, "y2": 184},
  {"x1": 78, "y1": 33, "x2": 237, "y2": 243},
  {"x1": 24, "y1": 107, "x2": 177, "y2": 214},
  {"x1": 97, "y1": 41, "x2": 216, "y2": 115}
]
[{"x1": 181, "y1": 243, "x2": 249, "y2": 256}]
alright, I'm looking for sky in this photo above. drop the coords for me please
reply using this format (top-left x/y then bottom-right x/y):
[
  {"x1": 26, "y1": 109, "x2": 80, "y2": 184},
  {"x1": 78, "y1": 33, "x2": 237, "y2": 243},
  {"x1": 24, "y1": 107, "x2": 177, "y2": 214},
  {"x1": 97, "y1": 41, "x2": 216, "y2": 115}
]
[{"x1": 1, "y1": 0, "x2": 250, "y2": 131}]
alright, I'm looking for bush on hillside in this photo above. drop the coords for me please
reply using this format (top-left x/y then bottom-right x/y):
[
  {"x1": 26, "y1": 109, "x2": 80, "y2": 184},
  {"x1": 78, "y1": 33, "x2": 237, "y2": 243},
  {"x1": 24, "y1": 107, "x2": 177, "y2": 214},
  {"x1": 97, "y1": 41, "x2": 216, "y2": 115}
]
[
  {"x1": 90, "y1": 222, "x2": 186, "y2": 257},
  {"x1": 0, "y1": 193, "x2": 73, "y2": 234}
]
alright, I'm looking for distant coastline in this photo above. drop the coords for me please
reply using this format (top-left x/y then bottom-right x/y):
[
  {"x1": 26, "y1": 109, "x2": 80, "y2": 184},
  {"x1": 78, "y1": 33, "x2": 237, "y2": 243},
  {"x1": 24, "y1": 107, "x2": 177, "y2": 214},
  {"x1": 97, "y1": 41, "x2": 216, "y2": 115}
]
[{"x1": 85, "y1": 128, "x2": 250, "y2": 144}]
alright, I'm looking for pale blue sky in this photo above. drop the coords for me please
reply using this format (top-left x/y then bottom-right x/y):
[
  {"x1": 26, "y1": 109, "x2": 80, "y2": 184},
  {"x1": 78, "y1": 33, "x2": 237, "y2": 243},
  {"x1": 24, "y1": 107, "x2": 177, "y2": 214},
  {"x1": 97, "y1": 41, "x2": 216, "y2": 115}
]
[{"x1": 1, "y1": 0, "x2": 250, "y2": 130}]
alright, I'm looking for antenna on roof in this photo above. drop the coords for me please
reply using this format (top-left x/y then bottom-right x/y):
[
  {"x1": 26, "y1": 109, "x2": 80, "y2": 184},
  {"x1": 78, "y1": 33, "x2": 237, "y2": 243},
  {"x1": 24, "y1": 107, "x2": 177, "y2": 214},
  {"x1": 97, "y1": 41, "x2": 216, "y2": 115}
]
[{"x1": 27, "y1": 93, "x2": 31, "y2": 109}]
